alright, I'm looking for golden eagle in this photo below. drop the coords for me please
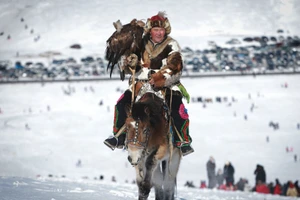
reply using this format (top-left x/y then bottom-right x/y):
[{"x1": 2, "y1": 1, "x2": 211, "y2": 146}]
[{"x1": 105, "y1": 19, "x2": 145, "y2": 80}]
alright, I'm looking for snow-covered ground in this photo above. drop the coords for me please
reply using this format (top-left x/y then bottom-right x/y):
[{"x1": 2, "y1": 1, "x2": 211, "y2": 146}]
[
  {"x1": 0, "y1": 176, "x2": 297, "y2": 200},
  {"x1": 1, "y1": 75, "x2": 300, "y2": 199}
]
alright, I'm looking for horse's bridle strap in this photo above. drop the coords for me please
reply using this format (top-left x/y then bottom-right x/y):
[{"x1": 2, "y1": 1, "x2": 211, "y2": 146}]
[{"x1": 126, "y1": 120, "x2": 150, "y2": 150}]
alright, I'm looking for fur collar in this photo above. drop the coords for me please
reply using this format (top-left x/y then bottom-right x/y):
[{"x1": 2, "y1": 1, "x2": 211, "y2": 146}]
[{"x1": 144, "y1": 36, "x2": 174, "y2": 59}]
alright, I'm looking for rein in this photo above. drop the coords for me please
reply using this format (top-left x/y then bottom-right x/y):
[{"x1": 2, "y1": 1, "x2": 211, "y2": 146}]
[
  {"x1": 166, "y1": 90, "x2": 174, "y2": 159},
  {"x1": 130, "y1": 68, "x2": 136, "y2": 108}
]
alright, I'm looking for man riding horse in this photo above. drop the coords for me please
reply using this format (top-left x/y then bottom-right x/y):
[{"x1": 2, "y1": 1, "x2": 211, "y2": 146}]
[{"x1": 104, "y1": 11, "x2": 194, "y2": 156}]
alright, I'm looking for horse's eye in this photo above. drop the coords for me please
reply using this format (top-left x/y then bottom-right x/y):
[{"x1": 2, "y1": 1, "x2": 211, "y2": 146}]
[{"x1": 143, "y1": 127, "x2": 149, "y2": 134}]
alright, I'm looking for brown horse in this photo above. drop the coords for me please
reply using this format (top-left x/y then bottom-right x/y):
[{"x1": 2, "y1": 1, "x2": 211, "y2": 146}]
[{"x1": 125, "y1": 92, "x2": 182, "y2": 200}]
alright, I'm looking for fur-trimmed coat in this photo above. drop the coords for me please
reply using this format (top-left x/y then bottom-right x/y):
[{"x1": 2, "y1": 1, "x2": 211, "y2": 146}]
[{"x1": 137, "y1": 33, "x2": 183, "y2": 88}]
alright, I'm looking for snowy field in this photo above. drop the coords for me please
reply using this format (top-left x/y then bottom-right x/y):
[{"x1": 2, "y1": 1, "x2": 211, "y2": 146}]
[
  {"x1": 0, "y1": 74, "x2": 300, "y2": 199},
  {"x1": 0, "y1": 176, "x2": 298, "y2": 200}
]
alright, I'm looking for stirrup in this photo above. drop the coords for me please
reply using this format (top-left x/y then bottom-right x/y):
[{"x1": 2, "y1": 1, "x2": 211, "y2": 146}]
[
  {"x1": 104, "y1": 140, "x2": 117, "y2": 150},
  {"x1": 180, "y1": 145, "x2": 194, "y2": 157},
  {"x1": 104, "y1": 135, "x2": 125, "y2": 150},
  {"x1": 103, "y1": 136, "x2": 119, "y2": 151}
]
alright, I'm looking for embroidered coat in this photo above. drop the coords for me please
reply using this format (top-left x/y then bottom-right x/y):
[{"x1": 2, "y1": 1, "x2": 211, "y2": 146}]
[{"x1": 135, "y1": 33, "x2": 183, "y2": 89}]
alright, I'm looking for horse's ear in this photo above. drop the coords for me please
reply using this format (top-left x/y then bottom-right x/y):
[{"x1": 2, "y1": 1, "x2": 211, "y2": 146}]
[
  {"x1": 144, "y1": 106, "x2": 150, "y2": 116},
  {"x1": 125, "y1": 104, "x2": 131, "y2": 117}
]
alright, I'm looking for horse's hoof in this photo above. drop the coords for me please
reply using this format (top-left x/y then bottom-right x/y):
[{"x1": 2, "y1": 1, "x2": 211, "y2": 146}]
[{"x1": 138, "y1": 194, "x2": 149, "y2": 200}]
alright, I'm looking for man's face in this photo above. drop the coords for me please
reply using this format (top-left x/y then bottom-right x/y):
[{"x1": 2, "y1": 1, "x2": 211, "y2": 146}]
[{"x1": 150, "y1": 27, "x2": 166, "y2": 43}]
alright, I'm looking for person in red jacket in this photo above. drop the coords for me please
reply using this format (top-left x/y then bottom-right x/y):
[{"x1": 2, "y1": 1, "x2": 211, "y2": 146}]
[
  {"x1": 256, "y1": 180, "x2": 270, "y2": 194},
  {"x1": 273, "y1": 178, "x2": 282, "y2": 195},
  {"x1": 200, "y1": 180, "x2": 207, "y2": 188}
]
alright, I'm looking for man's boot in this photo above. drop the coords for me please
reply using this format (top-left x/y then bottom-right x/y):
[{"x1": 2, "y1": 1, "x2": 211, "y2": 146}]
[
  {"x1": 180, "y1": 145, "x2": 194, "y2": 156},
  {"x1": 104, "y1": 134, "x2": 126, "y2": 150}
]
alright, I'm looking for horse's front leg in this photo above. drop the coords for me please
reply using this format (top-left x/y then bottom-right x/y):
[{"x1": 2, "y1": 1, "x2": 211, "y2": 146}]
[
  {"x1": 134, "y1": 163, "x2": 150, "y2": 200},
  {"x1": 138, "y1": 154, "x2": 158, "y2": 200},
  {"x1": 138, "y1": 181, "x2": 151, "y2": 200},
  {"x1": 133, "y1": 166, "x2": 146, "y2": 200}
]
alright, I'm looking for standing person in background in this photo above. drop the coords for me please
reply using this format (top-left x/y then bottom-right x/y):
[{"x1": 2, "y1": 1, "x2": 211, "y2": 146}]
[
  {"x1": 206, "y1": 156, "x2": 217, "y2": 189},
  {"x1": 295, "y1": 181, "x2": 300, "y2": 197},
  {"x1": 216, "y1": 168, "x2": 224, "y2": 188},
  {"x1": 268, "y1": 181, "x2": 274, "y2": 194},
  {"x1": 236, "y1": 178, "x2": 247, "y2": 191},
  {"x1": 254, "y1": 164, "x2": 266, "y2": 185},
  {"x1": 223, "y1": 161, "x2": 235, "y2": 187}
]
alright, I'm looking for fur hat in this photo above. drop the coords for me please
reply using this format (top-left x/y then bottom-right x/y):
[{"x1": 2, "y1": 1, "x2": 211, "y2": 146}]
[{"x1": 144, "y1": 11, "x2": 171, "y2": 35}]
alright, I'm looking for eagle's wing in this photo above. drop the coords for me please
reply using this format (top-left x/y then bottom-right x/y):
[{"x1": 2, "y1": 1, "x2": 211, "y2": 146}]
[{"x1": 105, "y1": 19, "x2": 145, "y2": 80}]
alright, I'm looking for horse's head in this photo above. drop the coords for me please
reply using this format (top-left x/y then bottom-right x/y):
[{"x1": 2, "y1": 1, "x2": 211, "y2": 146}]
[
  {"x1": 125, "y1": 93, "x2": 168, "y2": 166},
  {"x1": 125, "y1": 102, "x2": 151, "y2": 166}
]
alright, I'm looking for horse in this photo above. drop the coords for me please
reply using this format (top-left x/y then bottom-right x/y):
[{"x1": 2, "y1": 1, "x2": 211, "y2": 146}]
[{"x1": 125, "y1": 91, "x2": 182, "y2": 200}]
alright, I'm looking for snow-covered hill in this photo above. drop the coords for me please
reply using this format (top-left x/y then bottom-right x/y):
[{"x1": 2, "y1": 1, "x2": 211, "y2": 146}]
[{"x1": 0, "y1": 0, "x2": 299, "y2": 61}]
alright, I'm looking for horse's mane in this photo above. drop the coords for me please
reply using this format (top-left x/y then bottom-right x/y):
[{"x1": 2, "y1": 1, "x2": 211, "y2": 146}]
[{"x1": 131, "y1": 93, "x2": 166, "y2": 129}]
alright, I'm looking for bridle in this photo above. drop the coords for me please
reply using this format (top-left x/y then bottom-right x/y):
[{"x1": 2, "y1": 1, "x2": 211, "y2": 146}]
[
  {"x1": 126, "y1": 119, "x2": 151, "y2": 151},
  {"x1": 126, "y1": 93, "x2": 170, "y2": 154}
]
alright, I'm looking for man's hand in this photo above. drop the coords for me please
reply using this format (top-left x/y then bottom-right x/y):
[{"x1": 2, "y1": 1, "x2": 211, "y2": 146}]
[
  {"x1": 149, "y1": 78, "x2": 160, "y2": 92},
  {"x1": 119, "y1": 54, "x2": 138, "y2": 75},
  {"x1": 149, "y1": 78, "x2": 154, "y2": 86},
  {"x1": 149, "y1": 72, "x2": 165, "y2": 91},
  {"x1": 127, "y1": 53, "x2": 138, "y2": 69}
]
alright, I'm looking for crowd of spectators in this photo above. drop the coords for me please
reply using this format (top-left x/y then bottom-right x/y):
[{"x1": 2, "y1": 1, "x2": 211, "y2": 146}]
[{"x1": 185, "y1": 157, "x2": 299, "y2": 197}]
